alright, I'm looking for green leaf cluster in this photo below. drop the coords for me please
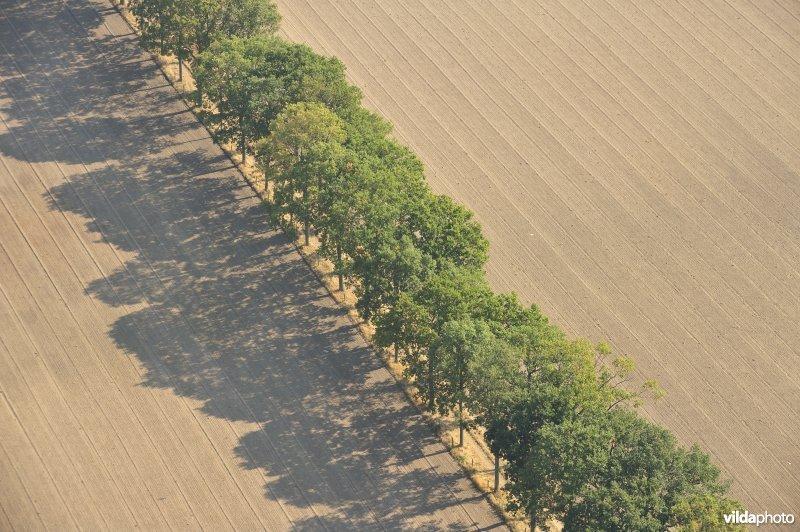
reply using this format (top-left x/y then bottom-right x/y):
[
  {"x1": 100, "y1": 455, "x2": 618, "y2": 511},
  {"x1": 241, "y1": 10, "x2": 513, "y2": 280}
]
[
  {"x1": 132, "y1": 0, "x2": 280, "y2": 76},
  {"x1": 195, "y1": 36, "x2": 360, "y2": 162}
]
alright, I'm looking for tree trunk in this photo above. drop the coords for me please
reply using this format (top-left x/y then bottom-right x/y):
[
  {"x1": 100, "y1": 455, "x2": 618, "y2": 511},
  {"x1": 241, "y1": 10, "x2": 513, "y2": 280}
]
[
  {"x1": 393, "y1": 344, "x2": 399, "y2": 363},
  {"x1": 458, "y1": 368, "x2": 465, "y2": 446},
  {"x1": 159, "y1": 21, "x2": 167, "y2": 55},
  {"x1": 239, "y1": 117, "x2": 246, "y2": 164},
  {"x1": 177, "y1": 30, "x2": 184, "y2": 82},
  {"x1": 458, "y1": 400, "x2": 464, "y2": 447},
  {"x1": 303, "y1": 188, "x2": 309, "y2": 245},
  {"x1": 337, "y1": 244, "x2": 344, "y2": 291},
  {"x1": 195, "y1": 77, "x2": 203, "y2": 105},
  {"x1": 494, "y1": 454, "x2": 500, "y2": 493},
  {"x1": 530, "y1": 515, "x2": 537, "y2": 532},
  {"x1": 428, "y1": 354, "x2": 435, "y2": 410}
]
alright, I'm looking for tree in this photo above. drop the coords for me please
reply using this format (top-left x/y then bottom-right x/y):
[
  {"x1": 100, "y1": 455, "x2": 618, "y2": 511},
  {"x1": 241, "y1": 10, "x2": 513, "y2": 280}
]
[
  {"x1": 131, "y1": 0, "x2": 171, "y2": 55},
  {"x1": 351, "y1": 233, "x2": 431, "y2": 321},
  {"x1": 191, "y1": 0, "x2": 280, "y2": 55},
  {"x1": 481, "y1": 335, "x2": 668, "y2": 530},
  {"x1": 133, "y1": 0, "x2": 280, "y2": 83},
  {"x1": 339, "y1": 108, "x2": 426, "y2": 185},
  {"x1": 431, "y1": 319, "x2": 495, "y2": 447},
  {"x1": 516, "y1": 409, "x2": 743, "y2": 531},
  {"x1": 133, "y1": 0, "x2": 194, "y2": 79},
  {"x1": 467, "y1": 334, "x2": 525, "y2": 492},
  {"x1": 195, "y1": 36, "x2": 273, "y2": 162},
  {"x1": 477, "y1": 291, "x2": 551, "y2": 342},
  {"x1": 298, "y1": 53, "x2": 363, "y2": 118},
  {"x1": 256, "y1": 102, "x2": 346, "y2": 244},
  {"x1": 315, "y1": 136, "x2": 429, "y2": 300},
  {"x1": 409, "y1": 193, "x2": 489, "y2": 271},
  {"x1": 403, "y1": 266, "x2": 493, "y2": 409},
  {"x1": 374, "y1": 292, "x2": 435, "y2": 366},
  {"x1": 196, "y1": 36, "x2": 361, "y2": 163},
  {"x1": 309, "y1": 103, "x2": 431, "y2": 303},
  {"x1": 340, "y1": 106, "x2": 393, "y2": 156},
  {"x1": 412, "y1": 265, "x2": 493, "y2": 331},
  {"x1": 190, "y1": 0, "x2": 280, "y2": 101},
  {"x1": 347, "y1": 171, "x2": 430, "y2": 318},
  {"x1": 671, "y1": 491, "x2": 744, "y2": 531},
  {"x1": 314, "y1": 150, "x2": 370, "y2": 291}
]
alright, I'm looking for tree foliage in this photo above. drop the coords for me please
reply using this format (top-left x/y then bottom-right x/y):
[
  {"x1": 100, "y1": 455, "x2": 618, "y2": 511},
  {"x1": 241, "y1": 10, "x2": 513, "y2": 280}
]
[
  {"x1": 132, "y1": 0, "x2": 279, "y2": 80},
  {"x1": 257, "y1": 102, "x2": 346, "y2": 243},
  {"x1": 409, "y1": 194, "x2": 489, "y2": 271},
  {"x1": 516, "y1": 409, "x2": 742, "y2": 531},
  {"x1": 196, "y1": 35, "x2": 360, "y2": 161},
  {"x1": 190, "y1": 0, "x2": 280, "y2": 55},
  {"x1": 133, "y1": 0, "x2": 192, "y2": 58},
  {"x1": 430, "y1": 319, "x2": 495, "y2": 445},
  {"x1": 400, "y1": 266, "x2": 493, "y2": 408}
]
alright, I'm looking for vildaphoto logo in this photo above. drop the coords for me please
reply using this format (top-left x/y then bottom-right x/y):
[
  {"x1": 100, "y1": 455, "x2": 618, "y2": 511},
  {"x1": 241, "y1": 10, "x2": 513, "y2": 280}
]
[{"x1": 723, "y1": 510, "x2": 795, "y2": 526}]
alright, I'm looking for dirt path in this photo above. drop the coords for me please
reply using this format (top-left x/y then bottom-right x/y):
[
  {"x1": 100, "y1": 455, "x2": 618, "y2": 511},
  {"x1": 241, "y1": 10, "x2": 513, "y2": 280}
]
[
  {"x1": 275, "y1": 0, "x2": 800, "y2": 514},
  {"x1": 0, "y1": 0, "x2": 505, "y2": 528}
]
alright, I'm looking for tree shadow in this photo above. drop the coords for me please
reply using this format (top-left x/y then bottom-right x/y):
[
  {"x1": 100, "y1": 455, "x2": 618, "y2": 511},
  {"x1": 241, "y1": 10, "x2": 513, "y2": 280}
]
[
  {"x1": 0, "y1": 0, "x2": 199, "y2": 166},
  {"x1": 1, "y1": 0, "x2": 505, "y2": 528}
]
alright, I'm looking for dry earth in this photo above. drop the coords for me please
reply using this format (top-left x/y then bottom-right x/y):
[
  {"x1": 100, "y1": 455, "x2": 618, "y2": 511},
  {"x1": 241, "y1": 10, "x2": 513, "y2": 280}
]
[
  {"x1": 0, "y1": 0, "x2": 506, "y2": 528},
  {"x1": 275, "y1": 0, "x2": 800, "y2": 514}
]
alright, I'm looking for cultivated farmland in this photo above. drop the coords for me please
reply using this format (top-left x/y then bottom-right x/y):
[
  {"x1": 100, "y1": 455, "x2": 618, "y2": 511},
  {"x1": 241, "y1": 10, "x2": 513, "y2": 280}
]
[
  {"x1": 0, "y1": 0, "x2": 504, "y2": 528},
  {"x1": 276, "y1": 0, "x2": 800, "y2": 513}
]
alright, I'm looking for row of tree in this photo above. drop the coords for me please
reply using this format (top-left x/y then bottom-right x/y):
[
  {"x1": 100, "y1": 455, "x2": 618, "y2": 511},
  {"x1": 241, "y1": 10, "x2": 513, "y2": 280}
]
[{"x1": 131, "y1": 1, "x2": 742, "y2": 529}]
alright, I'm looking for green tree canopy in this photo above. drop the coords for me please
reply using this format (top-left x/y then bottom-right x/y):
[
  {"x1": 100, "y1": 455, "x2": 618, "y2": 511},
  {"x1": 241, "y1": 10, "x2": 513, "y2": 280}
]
[
  {"x1": 256, "y1": 102, "x2": 346, "y2": 244},
  {"x1": 191, "y1": 0, "x2": 280, "y2": 55},
  {"x1": 515, "y1": 409, "x2": 742, "y2": 531},
  {"x1": 399, "y1": 266, "x2": 494, "y2": 408},
  {"x1": 409, "y1": 194, "x2": 489, "y2": 271},
  {"x1": 411, "y1": 265, "x2": 493, "y2": 331},
  {"x1": 133, "y1": 0, "x2": 280, "y2": 59},
  {"x1": 196, "y1": 35, "x2": 361, "y2": 162},
  {"x1": 374, "y1": 291, "x2": 435, "y2": 366},
  {"x1": 133, "y1": 0, "x2": 193, "y2": 71},
  {"x1": 313, "y1": 150, "x2": 371, "y2": 290},
  {"x1": 466, "y1": 332, "x2": 524, "y2": 490},
  {"x1": 430, "y1": 319, "x2": 496, "y2": 446},
  {"x1": 194, "y1": 36, "x2": 275, "y2": 161},
  {"x1": 351, "y1": 233, "x2": 432, "y2": 321},
  {"x1": 133, "y1": 0, "x2": 278, "y2": 82},
  {"x1": 476, "y1": 334, "x2": 669, "y2": 530},
  {"x1": 339, "y1": 106, "x2": 393, "y2": 155},
  {"x1": 346, "y1": 168, "x2": 430, "y2": 319},
  {"x1": 477, "y1": 291, "x2": 551, "y2": 340},
  {"x1": 485, "y1": 338, "x2": 655, "y2": 460}
]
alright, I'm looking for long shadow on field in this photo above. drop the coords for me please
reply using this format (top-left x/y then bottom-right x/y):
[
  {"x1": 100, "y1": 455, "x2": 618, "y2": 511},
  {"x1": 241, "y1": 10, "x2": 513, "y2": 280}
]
[
  {"x1": 2, "y1": 0, "x2": 502, "y2": 529},
  {"x1": 47, "y1": 154, "x2": 480, "y2": 530},
  {"x1": 0, "y1": 0, "x2": 197, "y2": 165}
]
